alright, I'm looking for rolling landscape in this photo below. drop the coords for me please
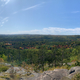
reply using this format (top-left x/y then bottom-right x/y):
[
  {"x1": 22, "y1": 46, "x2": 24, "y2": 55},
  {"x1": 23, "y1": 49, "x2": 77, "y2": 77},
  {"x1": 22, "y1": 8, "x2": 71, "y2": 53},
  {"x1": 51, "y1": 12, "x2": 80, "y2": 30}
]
[
  {"x1": 0, "y1": 35, "x2": 80, "y2": 80},
  {"x1": 1, "y1": 0, "x2": 80, "y2": 80}
]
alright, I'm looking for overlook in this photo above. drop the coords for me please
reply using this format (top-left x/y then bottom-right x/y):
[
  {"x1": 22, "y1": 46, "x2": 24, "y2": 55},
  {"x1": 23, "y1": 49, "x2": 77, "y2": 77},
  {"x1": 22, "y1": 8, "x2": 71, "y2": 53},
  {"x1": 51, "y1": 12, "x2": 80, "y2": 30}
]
[{"x1": 0, "y1": 35, "x2": 80, "y2": 80}]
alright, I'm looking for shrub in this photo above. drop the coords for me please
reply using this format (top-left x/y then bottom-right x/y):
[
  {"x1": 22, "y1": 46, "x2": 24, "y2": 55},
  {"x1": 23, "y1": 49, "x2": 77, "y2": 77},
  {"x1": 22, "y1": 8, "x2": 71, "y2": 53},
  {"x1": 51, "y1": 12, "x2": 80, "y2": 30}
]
[
  {"x1": 0, "y1": 65, "x2": 9, "y2": 72},
  {"x1": 75, "y1": 61, "x2": 80, "y2": 66},
  {"x1": 0, "y1": 58, "x2": 4, "y2": 62},
  {"x1": 72, "y1": 73, "x2": 80, "y2": 80},
  {"x1": 70, "y1": 56, "x2": 77, "y2": 62}
]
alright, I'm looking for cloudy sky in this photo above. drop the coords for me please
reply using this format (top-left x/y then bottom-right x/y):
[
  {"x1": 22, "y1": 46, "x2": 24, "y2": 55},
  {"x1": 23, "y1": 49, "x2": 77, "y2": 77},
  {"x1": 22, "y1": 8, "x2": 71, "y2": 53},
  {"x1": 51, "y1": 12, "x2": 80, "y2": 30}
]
[{"x1": 0, "y1": 0, "x2": 80, "y2": 35}]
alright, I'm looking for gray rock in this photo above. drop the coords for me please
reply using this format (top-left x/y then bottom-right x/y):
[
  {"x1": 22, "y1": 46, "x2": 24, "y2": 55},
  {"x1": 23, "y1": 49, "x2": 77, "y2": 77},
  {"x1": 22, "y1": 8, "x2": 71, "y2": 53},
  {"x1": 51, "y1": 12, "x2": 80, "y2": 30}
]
[
  {"x1": 27, "y1": 69, "x2": 69, "y2": 80},
  {"x1": 67, "y1": 66, "x2": 80, "y2": 79},
  {"x1": 4, "y1": 63, "x2": 11, "y2": 66},
  {"x1": 4, "y1": 66, "x2": 80, "y2": 80},
  {"x1": 54, "y1": 69, "x2": 69, "y2": 76},
  {"x1": 61, "y1": 76, "x2": 71, "y2": 80},
  {"x1": 69, "y1": 66, "x2": 80, "y2": 73},
  {"x1": 32, "y1": 72, "x2": 40, "y2": 77},
  {"x1": 0, "y1": 62, "x2": 11, "y2": 66},
  {"x1": 5, "y1": 67, "x2": 26, "y2": 74}
]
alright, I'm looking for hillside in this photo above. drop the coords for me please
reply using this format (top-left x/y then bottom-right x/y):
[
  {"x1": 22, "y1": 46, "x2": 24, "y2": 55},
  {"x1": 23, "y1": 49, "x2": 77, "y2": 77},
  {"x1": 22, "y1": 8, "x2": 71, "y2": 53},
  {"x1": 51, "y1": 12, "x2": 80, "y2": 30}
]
[{"x1": 0, "y1": 35, "x2": 80, "y2": 79}]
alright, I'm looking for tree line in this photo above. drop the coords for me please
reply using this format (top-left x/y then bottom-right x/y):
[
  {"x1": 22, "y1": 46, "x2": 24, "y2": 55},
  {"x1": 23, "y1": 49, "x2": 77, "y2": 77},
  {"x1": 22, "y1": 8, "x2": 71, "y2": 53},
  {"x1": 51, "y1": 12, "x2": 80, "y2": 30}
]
[{"x1": 0, "y1": 35, "x2": 80, "y2": 71}]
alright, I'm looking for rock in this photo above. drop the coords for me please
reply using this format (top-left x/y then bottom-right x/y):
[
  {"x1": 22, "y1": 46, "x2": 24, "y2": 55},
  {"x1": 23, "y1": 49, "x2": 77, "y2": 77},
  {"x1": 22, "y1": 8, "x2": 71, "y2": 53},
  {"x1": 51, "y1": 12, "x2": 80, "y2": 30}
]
[
  {"x1": 67, "y1": 62, "x2": 76, "y2": 66},
  {"x1": 27, "y1": 69, "x2": 69, "y2": 80},
  {"x1": 4, "y1": 63, "x2": 11, "y2": 66},
  {"x1": 67, "y1": 66, "x2": 80, "y2": 79},
  {"x1": 63, "y1": 63, "x2": 66, "y2": 66},
  {"x1": 32, "y1": 72, "x2": 40, "y2": 77},
  {"x1": 54, "y1": 69, "x2": 69, "y2": 76},
  {"x1": 4, "y1": 66, "x2": 80, "y2": 80},
  {"x1": 61, "y1": 76, "x2": 71, "y2": 80},
  {"x1": 69, "y1": 66, "x2": 80, "y2": 73},
  {"x1": 0, "y1": 62, "x2": 11, "y2": 66},
  {"x1": 5, "y1": 67, "x2": 26, "y2": 74}
]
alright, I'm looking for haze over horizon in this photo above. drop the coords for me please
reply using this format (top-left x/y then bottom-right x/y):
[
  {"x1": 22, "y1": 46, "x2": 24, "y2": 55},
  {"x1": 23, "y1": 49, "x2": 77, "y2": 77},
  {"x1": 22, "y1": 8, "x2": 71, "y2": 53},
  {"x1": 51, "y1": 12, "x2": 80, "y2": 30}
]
[{"x1": 0, "y1": 0, "x2": 80, "y2": 35}]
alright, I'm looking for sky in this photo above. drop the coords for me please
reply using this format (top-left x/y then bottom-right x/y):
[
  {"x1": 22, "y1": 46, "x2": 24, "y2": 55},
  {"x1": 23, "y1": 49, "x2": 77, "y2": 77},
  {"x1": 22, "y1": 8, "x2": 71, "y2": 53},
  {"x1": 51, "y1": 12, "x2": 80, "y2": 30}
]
[{"x1": 0, "y1": 0, "x2": 80, "y2": 35}]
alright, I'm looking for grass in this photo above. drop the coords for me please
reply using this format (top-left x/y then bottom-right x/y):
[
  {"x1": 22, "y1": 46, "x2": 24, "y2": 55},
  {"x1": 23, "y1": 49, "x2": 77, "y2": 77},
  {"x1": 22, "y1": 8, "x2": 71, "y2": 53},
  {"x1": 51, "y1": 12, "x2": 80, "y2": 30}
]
[
  {"x1": 0, "y1": 73, "x2": 22, "y2": 80},
  {"x1": 0, "y1": 65, "x2": 9, "y2": 72},
  {"x1": 0, "y1": 61, "x2": 80, "y2": 80},
  {"x1": 46, "y1": 65, "x2": 72, "y2": 71},
  {"x1": 72, "y1": 73, "x2": 80, "y2": 80},
  {"x1": 0, "y1": 64, "x2": 79, "y2": 80},
  {"x1": 0, "y1": 78, "x2": 5, "y2": 80}
]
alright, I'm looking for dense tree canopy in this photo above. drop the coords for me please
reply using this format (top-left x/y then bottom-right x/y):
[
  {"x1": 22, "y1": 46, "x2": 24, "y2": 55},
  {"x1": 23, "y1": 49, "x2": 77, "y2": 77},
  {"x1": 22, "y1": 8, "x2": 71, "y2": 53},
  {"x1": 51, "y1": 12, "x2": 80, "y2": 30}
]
[{"x1": 0, "y1": 35, "x2": 80, "y2": 71}]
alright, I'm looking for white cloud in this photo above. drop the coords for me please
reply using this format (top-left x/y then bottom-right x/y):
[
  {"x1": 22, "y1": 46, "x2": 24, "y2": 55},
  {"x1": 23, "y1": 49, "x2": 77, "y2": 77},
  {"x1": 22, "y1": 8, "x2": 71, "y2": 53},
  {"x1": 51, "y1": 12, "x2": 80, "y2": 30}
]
[
  {"x1": 5, "y1": 0, "x2": 10, "y2": 4},
  {"x1": 0, "y1": 17, "x2": 9, "y2": 27},
  {"x1": 12, "y1": 2, "x2": 45, "y2": 15},
  {"x1": 2, "y1": 22, "x2": 4, "y2": 24},
  {"x1": 1, "y1": 25, "x2": 3, "y2": 27},
  {"x1": 22, "y1": 2, "x2": 45, "y2": 11},
  {"x1": 9, "y1": 27, "x2": 80, "y2": 35},
  {"x1": 71, "y1": 11, "x2": 80, "y2": 13},
  {"x1": 2, "y1": 17, "x2": 9, "y2": 21},
  {"x1": 6, "y1": 19, "x2": 8, "y2": 22},
  {"x1": 1, "y1": 0, "x2": 10, "y2": 6},
  {"x1": 13, "y1": 11, "x2": 18, "y2": 14}
]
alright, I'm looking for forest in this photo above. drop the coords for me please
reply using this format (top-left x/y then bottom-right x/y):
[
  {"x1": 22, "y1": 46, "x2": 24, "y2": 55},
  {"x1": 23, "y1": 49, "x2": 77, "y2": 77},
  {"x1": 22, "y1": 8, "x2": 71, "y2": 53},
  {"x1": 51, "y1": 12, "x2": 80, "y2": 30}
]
[{"x1": 0, "y1": 35, "x2": 80, "y2": 71}]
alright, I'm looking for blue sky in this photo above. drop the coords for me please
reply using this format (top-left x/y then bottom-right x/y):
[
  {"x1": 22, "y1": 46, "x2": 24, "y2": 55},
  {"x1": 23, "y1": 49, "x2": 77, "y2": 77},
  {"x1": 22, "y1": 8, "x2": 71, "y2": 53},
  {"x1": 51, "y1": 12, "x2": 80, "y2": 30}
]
[{"x1": 0, "y1": 0, "x2": 80, "y2": 35}]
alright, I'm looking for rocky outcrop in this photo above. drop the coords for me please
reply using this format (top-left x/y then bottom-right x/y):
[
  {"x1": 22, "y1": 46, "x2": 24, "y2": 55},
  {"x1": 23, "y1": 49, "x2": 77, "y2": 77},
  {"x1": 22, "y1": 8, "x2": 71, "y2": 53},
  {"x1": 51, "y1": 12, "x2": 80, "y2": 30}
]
[
  {"x1": 5, "y1": 67, "x2": 26, "y2": 74},
  {"x1": 27, "y1": 66, "x2": 80, "y2": 80},
  {"x1": 0, "y1": 62, "x2": 11, "y2": 66},
  {"x1": 4, "y1": 66, "x2": 80, "y2": 80},
  {"x1": 27, "y1": 69, "x2": 69, "y2": 80},
  {"x1": 67, "y1": 66, "x2": 80, "y2": 79}
]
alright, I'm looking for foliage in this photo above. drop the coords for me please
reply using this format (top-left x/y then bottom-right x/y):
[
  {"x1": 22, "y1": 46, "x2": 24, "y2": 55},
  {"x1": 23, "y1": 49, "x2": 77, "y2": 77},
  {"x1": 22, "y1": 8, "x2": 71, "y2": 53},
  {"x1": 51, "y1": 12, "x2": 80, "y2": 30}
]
[
  {"x1": 2, "y1": 54, "x2": 7, "y2": 61},
  {"x1": 0, "y1": 65, "x2": 9, "y2": 72},
  {"x1": 75, "y1": 61, "x2": 80, "y2": 66},
  {"x1": 70, "y1": 56, "x2": 77, "y2": 62},
  {"x1": 0, "y1": 58, "x2": 4, "y2": 62},
  {"x1": 72, "y1": 73, "x2": 80, "y2": 80},
  {"x1": 0, "y1": 35, "x2": 80, "y2": 71}
]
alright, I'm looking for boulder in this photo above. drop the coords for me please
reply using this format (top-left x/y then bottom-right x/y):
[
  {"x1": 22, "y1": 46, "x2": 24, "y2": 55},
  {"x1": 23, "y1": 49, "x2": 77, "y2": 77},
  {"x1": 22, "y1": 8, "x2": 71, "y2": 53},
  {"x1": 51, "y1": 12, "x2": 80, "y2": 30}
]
[
  {"x1": 4, "y1": 66, "x2": 80, "y2": 80},
  {"x1": 69, "y1": 66, "x2": 80, "y2": 73},
  {"x1": 27, "y1": 69, "x2": 69, "y2": 80},
  {"x1": 5, "y1": 67, "x2": 26, "y2": 74},
  {"x1": 61, "y1": 76, "x2": 71, "y2": 80},
  {"x1": 67, "y1": 66, "x2": 80, "y2": 79},
  {"x1": 4, "y1": 63, "x2": 11, "y2": 66}
]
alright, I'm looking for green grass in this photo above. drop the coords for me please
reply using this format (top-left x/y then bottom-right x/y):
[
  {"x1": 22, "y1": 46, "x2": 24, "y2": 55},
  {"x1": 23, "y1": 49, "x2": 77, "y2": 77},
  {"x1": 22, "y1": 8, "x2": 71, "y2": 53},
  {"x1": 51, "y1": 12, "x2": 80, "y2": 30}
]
[
  {"x1": 0, "y1": 65, "x2": 9, "y2": 72},
  {"x1": 72, "y1": 73, "x2": 80, "y2": 80}
]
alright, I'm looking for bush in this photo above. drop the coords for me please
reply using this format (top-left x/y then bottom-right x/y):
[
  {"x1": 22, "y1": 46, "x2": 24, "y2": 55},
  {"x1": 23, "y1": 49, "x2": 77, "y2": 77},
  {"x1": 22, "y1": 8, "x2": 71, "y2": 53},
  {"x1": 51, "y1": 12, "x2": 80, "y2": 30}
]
[
  {"x1": 75, "y1": 61, "x2": 80, "y2": 66},
  {"x1": 0, "y1": 65, "x2": 9, "y2": 72},
  {"x1": 72, "y1": 73, "x2": 80, "y2": 80},
  {"x1": 70, "y1": 56, "x2": 77, "y2": 62},
  {"x1": 0, "y1": 58, "x2": 4, "y2": 62}
]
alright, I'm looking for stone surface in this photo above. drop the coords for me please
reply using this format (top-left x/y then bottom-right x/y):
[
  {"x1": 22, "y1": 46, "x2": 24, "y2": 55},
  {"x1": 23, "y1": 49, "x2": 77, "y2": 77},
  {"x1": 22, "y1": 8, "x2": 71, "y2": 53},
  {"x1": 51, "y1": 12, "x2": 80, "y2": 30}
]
[
  {"x1": 27, "y1": 69, "x2": 69, "y2": 80},
  {"x1": 27, "y1": 67, "x2": 80, "y2": 80},
  {"x1": 69, "y1": 66, "x2": 80, "y2": 73},
  {"x1": 5, "y1": 67, "x2": 26, "y2": 74},
  {"x1": 67, "y1": 66, "x2": 80, "y2": 79},
  {"x1": 4, "y1": 66, "x2": 80, "y2": 80},
  {"x1": 0, "y1": 62, "x2": 11, "y2": 66}
]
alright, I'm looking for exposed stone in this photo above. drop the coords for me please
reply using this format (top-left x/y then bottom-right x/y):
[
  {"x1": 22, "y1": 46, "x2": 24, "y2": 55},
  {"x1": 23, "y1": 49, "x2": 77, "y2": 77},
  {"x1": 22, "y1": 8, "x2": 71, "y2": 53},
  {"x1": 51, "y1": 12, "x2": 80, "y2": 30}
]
[
  {"x1": 5, "y1": 67, "x2": 26, "y2": 74},
  {"x1": 27, "y1": 69, "x2": 69, "y2": 80},
  {"x1": 4, "y1": 66, "x2": 80, "y2": 80},
  {"x1": 67, "y1": 66, "x2": 80, "y2": 79}
]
